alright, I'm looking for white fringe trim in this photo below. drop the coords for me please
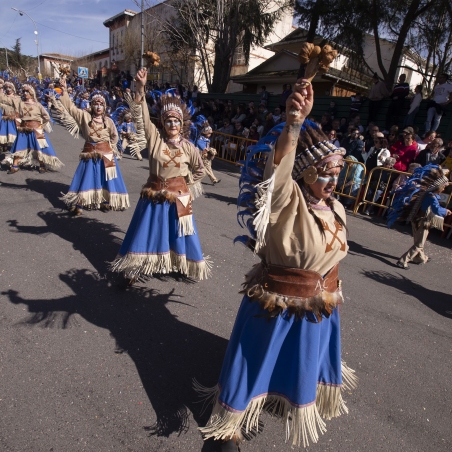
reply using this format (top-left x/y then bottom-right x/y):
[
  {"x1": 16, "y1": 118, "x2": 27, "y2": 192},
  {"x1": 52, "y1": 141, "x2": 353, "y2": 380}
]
[
  {"x1": 105, "y1": 165, "x2": 117, "y2": 181},
  {"x1": 178, "y1": 214, "x2": 195, "y2": 237},
  {"x1": 34, "y1": 150, "x2": 64, "y2": 170},
  {"x1": 252, "y1": 172, "x2": 276, "y2": 253},
  {"x1": 44, "y1": 122, "x2": 53, "y2": 133},
  {"x1": 51, "y1": 99, "x2": 80, "y2": 138},
  {"x1": 190, "y1": 181, "x2": 204, "y2": 200},
  {"x1": 0, "y1": 134, "x2": 17, "y2": 145},
  {"x1": 110, "y1": 251, "x2": 212, "y2": 280},
  {"x1": 37, "y1": 137, "x2": 49, "y2": 148},
  {"x1": 196, "y1": 361, "x2": 357, "y2": 447},
  {"x1": 60, "y1": 189, "x2": 130, "y2": 210}
]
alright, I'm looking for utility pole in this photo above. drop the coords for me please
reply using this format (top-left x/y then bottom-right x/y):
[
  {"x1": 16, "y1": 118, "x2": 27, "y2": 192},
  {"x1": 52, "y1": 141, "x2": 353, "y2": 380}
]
[
  {"x1": 11, "y1": 8, "x2": 41, "y2": 78},
  {"x1": 140, "y1": 0, "x2": 144, "y2": 69}
]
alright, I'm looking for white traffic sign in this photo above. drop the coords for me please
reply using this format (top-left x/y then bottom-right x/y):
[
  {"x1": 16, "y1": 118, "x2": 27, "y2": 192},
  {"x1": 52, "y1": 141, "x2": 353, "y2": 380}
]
[{"x1": 78, "y1": 67, "x2": 89, "y2": 78}]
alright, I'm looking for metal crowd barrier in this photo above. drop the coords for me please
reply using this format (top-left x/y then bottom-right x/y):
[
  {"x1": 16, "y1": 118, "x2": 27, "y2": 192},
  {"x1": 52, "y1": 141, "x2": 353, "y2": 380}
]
[
  {"x1": 210, "y1": 131, "x2": 258, "y2": 164},
  {"x1": 333, "y1": 159, "x2": 367, "y2": 212},
  {"x1": 353, "y1": 167, "x2": 410, "y2": 215}
]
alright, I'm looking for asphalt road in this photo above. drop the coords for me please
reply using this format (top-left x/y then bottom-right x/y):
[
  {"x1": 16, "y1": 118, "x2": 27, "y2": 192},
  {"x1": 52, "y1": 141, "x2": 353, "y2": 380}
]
[{"x1": 0, "y1": 122, "x2": 451, "y2": 452}]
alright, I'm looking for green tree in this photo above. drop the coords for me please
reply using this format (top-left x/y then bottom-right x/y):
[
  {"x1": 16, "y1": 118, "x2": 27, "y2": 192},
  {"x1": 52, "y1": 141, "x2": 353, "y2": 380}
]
[
  {"x1": 164, "y1": 0, "x2": 292, "y2": 93},
  {"x1": 295, "y1": 0, "x2": 451, "y2": 91},
  {"x1": 12, "y1": 38, "x2": 23, "y2": 67}
]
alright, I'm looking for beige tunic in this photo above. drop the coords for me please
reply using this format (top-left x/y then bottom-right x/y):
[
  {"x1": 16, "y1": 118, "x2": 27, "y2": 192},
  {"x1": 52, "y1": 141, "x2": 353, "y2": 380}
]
[
  {"x1": 59, "y1": 91, "x2": 118, "y2": 146},
  {"x1": 138, "y1": 98, "x2": 204, "y2": 184},
  {"x1": 0, "y1": 93, "x2": 19, "y2": 115},
  {"x1": 16, "y1": 101, "x2": 50, "y2": 125},
  {"x1": 259, "y1": 148, "x2": 348, "y2": 276}
]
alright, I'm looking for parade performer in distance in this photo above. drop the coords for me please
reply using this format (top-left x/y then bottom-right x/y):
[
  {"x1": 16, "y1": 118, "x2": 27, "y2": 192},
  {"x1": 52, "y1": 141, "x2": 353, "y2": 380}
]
[
  {"x1": 58, "y1": 77, "x2": 130, "y2": 216},
  {"x1": 0, "y1": 81, "x2": 19, "y2": 153},
  {"x1": 116, "y1": 110, "x2": 144, "y2": 161},
  {"x1": 196, "y1": 78, "x2": 357, "y2": 451},
  {"x1": 110, "y1": 68, "x2": 210, "y2": 284},
  {"x1": 196, "y1": 124, "x2": 221, "y2": 185},
  {"x1": 388, "y1": 164, "x2": 451, "y2": 269},
  {"x1": 8, "y1": 84, "x2": 63, "y2": 174}
]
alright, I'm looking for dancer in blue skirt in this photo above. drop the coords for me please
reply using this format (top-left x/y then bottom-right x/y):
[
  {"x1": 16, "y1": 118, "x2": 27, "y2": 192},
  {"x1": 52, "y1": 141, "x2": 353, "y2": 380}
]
[
  {"x1": 7, "y1": 84, "x2": 63, "y2": 174},
  {"x1": 197, "y1": 78, "x2": 357, "y2": 450},
  {"x1": 110, "y1": 68, "x2": 210, "y2": 283},
  {"x1": 0, "y1": 81, "x2": 19, "y2": 154},
  {"x1": 58, "y1": 77, "x2": 130, "y2": 216}
]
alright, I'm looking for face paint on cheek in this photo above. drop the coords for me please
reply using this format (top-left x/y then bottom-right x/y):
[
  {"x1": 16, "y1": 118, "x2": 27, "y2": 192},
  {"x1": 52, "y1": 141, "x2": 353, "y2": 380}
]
[{"x1": 317, "y1": 176, "x2": 339, "y2": 184}]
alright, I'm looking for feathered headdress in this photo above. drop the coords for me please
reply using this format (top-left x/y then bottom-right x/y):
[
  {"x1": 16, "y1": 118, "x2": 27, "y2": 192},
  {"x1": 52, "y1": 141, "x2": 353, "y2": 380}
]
[
  {"x1": 4, "y1": 81, "x2": 16, "y2": 93},
  {"x1": 22, "y1": 84, "x2": 36, "y2": 100},
  {"x1": 236, "y1": 120, "x2": 345, "y2": 252},
  {"x1": 160, "y1": 94, "x2": 191, "y2": 139},
  {"x1": 387, "y1": 164, "x2": 449, "y2": 227}
]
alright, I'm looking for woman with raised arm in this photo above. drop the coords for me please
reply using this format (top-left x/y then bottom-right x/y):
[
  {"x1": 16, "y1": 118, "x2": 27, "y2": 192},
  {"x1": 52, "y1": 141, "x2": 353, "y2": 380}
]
[
  {"x1": 110, "y1": 68, "x2": 209, "y2": 284},
  {"x1": 59, "y1": 77, "x2": 129, "y2": 216},
  {"x1": 197, "y1": 78, "x2": 357, "y2": 451},
  {"x1": 8, "y1": 84, "x2": 63, "y2": 174}
]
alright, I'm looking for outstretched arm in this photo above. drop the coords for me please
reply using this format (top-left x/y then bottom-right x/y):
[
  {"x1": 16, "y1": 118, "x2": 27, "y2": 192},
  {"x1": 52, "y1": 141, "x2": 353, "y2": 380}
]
[{"x1": 274, "y1": 79, "x2": 313, "y2": 165}]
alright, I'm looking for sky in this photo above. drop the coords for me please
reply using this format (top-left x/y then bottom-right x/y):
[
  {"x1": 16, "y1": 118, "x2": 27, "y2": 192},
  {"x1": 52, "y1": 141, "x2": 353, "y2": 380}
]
[{"x1": 0, "y1": 0, "x2": 159, "y2": 60}]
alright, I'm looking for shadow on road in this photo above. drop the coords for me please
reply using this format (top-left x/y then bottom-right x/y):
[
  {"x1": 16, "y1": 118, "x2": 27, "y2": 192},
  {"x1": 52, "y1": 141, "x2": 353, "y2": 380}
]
[
  {"x1": 347, "y1": 240, "x2": 399, "y2": 265},
  {"x1": 2, "y1": 269, "x2": 227, "y2": 442},
  {"x1": 361, "y1": 270, "x2": 452, "y2": 319},
  {"x1": 2, "y1": 176, "x2": 228, "y2": 445},
  {"x1": 0, "y1": 177, "x2": 68, "y2": 209},
  {"x1": 203, "y1": 191, "x2": 237, "y2": 205}
]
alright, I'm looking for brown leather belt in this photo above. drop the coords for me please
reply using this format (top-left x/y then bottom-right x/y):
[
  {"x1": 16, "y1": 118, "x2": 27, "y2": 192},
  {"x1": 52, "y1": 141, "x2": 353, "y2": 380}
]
[
  {"x1": 22, "y1": 120, "x2": 42, "y2": 129},
  {"x1": 261, "y1": 264, "x2": 339, "y2": 298},
  {"x1": 263, "y1": 263, "x2": 340, "y2": 298},
  {"x1": 83, "y1": 141, "x2": 112, "y2": 154},
  {"x1": 148, "y1": 175, "x2": 188, "y2": 194},
  {"x1": 243, "y1": 262, "x2": 342, "y2": 320}
]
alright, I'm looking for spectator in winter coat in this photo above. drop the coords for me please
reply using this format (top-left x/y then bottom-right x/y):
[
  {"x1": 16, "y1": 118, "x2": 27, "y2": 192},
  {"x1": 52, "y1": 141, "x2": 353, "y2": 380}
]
[
  {"x1": 415, "y1": 138, "x2": 446, "y2": 166},
  {"x1": 390, "y1": 127, "x2": 418, "y2": 172}
]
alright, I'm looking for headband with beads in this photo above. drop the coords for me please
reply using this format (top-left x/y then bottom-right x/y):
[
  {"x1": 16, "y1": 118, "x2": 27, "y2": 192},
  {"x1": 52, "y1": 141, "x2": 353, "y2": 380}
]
[{"x1": 292, "y1": 140, "x2": 345, "y2": 184}]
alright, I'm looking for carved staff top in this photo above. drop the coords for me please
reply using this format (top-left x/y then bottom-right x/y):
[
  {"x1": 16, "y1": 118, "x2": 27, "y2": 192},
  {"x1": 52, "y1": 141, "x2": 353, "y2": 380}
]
[{"x1": 290, "y1": 43, "x2": 338, "y2": 116}]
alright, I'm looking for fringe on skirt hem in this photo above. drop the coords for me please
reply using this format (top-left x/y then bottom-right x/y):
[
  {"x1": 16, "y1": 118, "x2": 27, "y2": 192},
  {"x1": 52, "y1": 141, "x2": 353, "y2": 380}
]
[
  {"x1": 195, "y1": 361, "x2": 357, "y2": 447},
  {"x1": 110, "y1": 250, "x2": 212, "y2": 280},
  {"x1": 60, "y1": 189, "x2": 130, "y2": 210}
]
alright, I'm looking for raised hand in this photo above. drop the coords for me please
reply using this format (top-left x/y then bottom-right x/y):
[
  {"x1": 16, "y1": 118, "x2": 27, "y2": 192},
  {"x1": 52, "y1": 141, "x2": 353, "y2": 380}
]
[
  {"x1": 134, "y1": 68, "x2": 147, "y2": 90},
  {"x1": 286, "y1": 79, "x2": 313, "y2": 122}
]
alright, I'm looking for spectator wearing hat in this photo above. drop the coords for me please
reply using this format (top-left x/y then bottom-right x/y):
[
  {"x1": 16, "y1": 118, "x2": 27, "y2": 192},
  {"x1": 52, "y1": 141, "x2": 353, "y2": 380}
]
[
  {"x1": 415, "y1": 138, "x2": 446, "y2": 166},
  {"x1": 389, "y1": 127, "x2": 418, "y2": 172},
  {"x1": 196, "y1": 125, "x2": 220, "y2": 185},
  {"x1": 368, "y1": 73, "x2": 390, "y2": 123},
  {"x1": 425, "y1": 73, "x2": 452, "y2": 133}
]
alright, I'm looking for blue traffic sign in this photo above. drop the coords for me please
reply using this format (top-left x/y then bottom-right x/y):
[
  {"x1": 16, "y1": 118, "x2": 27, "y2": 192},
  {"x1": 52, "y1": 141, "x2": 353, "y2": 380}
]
[{"x1": 78, "y1": 67, "x2": 89, "y2": 78}]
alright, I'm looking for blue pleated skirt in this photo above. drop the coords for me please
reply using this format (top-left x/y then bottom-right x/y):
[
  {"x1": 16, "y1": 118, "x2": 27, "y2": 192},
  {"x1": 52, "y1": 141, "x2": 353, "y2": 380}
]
[
  {"x1": 10, "y1": 131, "x2": 62, "y2": 169},
  {"x1": 62, "y1": 156, "x2": 130, "y2": 210},
  {"x1": 199, "y1": 296, "x2": 356, "y2": 446},
  {"x1": 111, "y1": 198, "x2": 210, "y2": 280},
  {"x1": 0, "y1": 118, "x2": 17, "y2": 144}
]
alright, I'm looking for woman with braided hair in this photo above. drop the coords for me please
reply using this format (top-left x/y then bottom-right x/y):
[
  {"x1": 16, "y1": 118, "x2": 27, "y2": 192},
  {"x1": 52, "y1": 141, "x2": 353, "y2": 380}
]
[
  {"x1": 59, "y1": 77, "x2": 130, "y2": 215},
  {"x1": 110, "y1": 68, "x2": 209, "y2": 284},
  {"x1": 197, "y1": 79, "x2": 356, "y2": 451},
  {"x1": 7, "y1": 84, "x2": 63, "y2": 174}
]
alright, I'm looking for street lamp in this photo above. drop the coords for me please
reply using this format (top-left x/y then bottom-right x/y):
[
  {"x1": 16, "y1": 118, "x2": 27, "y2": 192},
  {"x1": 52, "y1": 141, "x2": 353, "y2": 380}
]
[{"x1": 11, "y1": 7, "x2": 41, "y2": 78}]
